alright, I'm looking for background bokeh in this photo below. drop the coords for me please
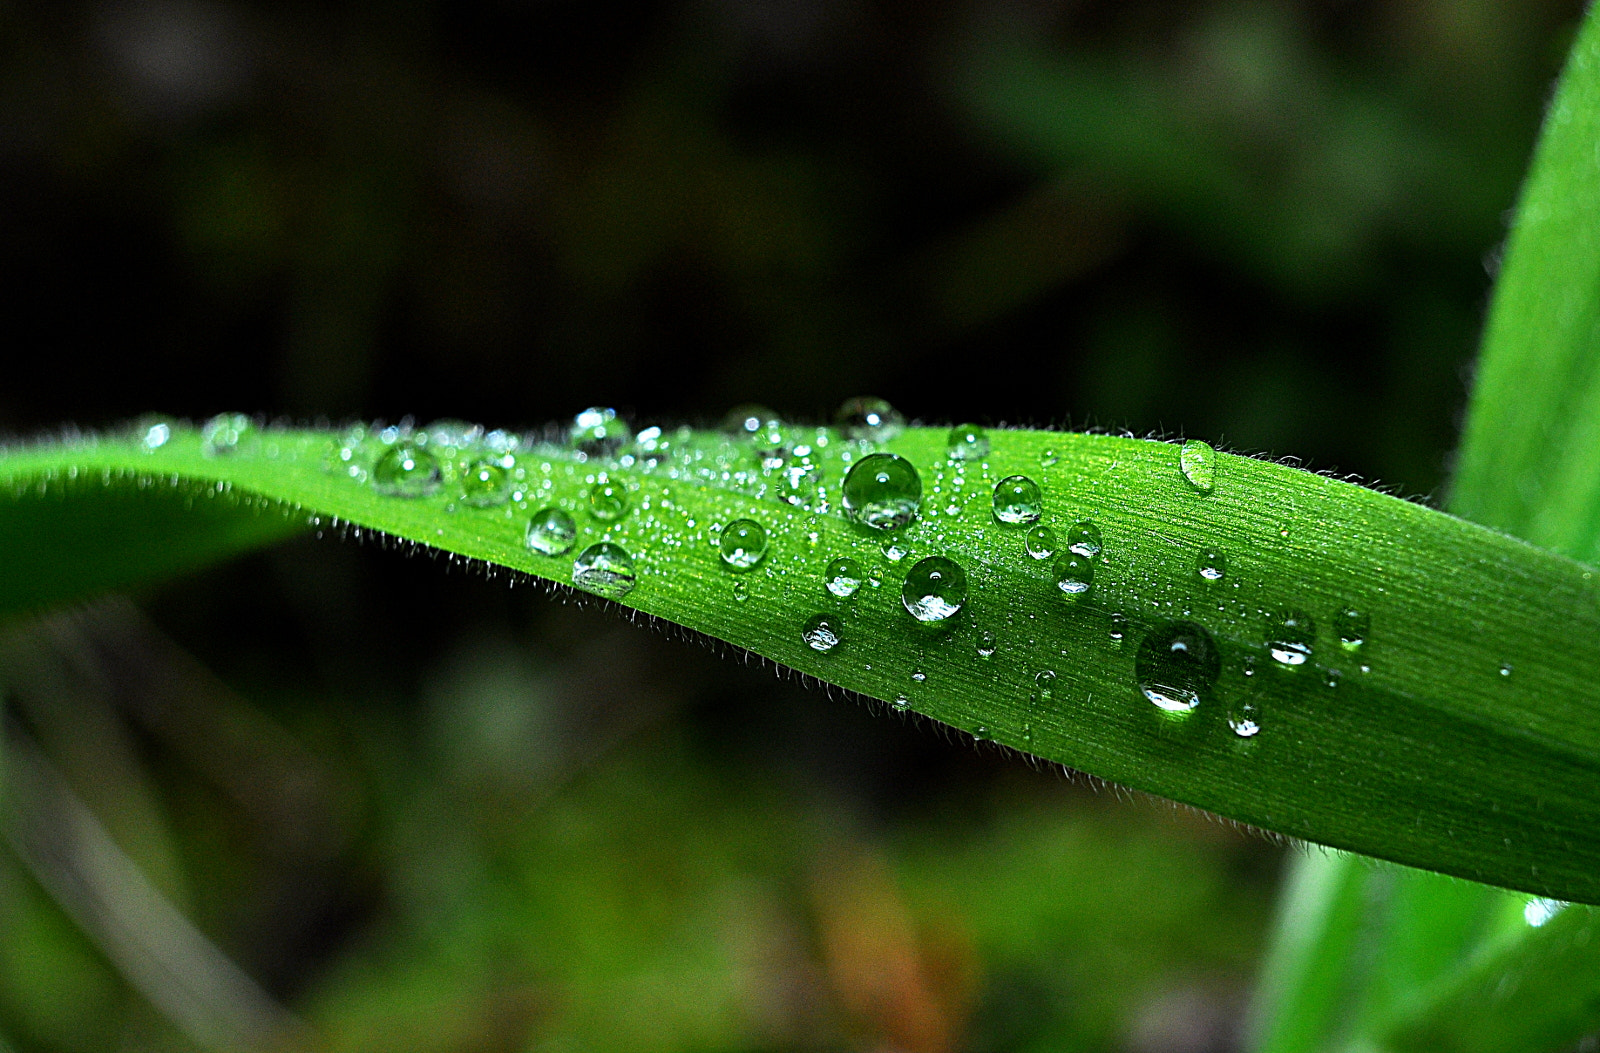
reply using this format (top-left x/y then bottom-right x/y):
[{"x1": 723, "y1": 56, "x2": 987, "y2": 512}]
[{"x1": 0, "y1": 0, "x2": 1582, "y2": 1049}]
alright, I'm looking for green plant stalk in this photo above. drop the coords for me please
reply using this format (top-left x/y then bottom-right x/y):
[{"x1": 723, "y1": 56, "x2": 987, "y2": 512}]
[{"x1": 4, "y1": 421, "x2": 1600, "y2": 903}]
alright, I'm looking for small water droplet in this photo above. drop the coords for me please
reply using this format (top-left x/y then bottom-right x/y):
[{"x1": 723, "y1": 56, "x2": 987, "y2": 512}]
[
  {"x1": 571, "y1": 407, "x2": 631, "y2": 457},
  {"x1": 992, "y1": 475, "x2": 1043, "y2": 525},
  {"x1": 1196, "y1": 548, "x2": 1227, "y2": 582},
  {"x1": 911, "y1": 669, "x2": 927, "y2": 682},
  {"x1": 138, "y1": 417, "x2": 174, "y2": 450},
  {"x1": 718, "y1": 518, "x2": 769, "y2": 569},
  {"x1": 1499, "y1": 662, "x2": 1513, "y2": 678},
  {"x1": 891, "y1": 695, "x2": 911, "y2": 712},
  {"x1": 526, "y1": 507, "x2": 578, "y2": 556},
  {"x1": 1066, "y1": 520, "x2": 1102, "y2": 558},
  {"x1": 1179, "y1": 440, "x2": 1216, "y2": 493},
  {"x1": 1324, "y1": 668, "x2": 1342, "y2": 689},
  {"x1": 977, "y1": 630, "x2": 997, "y2": 658},
  {"x1": 1241, "y1": 655, "x2": 1257, "y2": 677},
  {"x1": 1040, "y1": 448, "x2": 1059, "y2": 467},
  {"x1": 732, "y1": 580, "x2": 749, "y2": 602},
  {"x1": 1024, "y1": 525, "x2": 1058, "y2": 560},
  {"x1": 1229, "y1": 700, "x2": 1261, "y2": 738},
  {"x1": 1034, "y1": 669, "x2": 1057, "y2": 701},
  {"x1": 881, "y1": 540, "x2": 909, "y2": 562},
  {"x1": 1267, "y1": 610, "x2": 1315, "y2": 667},
  {"x1": 459, "y1": 457, "x2": 512, "y2": 507},
  {"x1": 572, "y1": 542, "x2": 637, "y2": 599},
  {"x1": 842, "y1": 453, "x2": 922, "y2": 530},
  {"x1": 946, "y1": 424, "x2": 990, "y2": 461},
  {"x1": 721, "y1": 404, "x2": 781, "y2": 437},
  {"x1": 802, "y1": 613, "x2": 843, "y2": 652},
  {"x1": 372, "y1": 443, "x2": 443, "y2": 498},
  {"x1": 1109, "y1": 613, "x2": 1128, "y2": 642},
  {"x1": 201, "y1": 413, "x2": 254, "y2": 457},
  {"x1": 834, "y1": 396, "x2": 905, "y2": 442},
  {"x1": 824, "y1": 557, "x2": 864, "y2": 598},
  {"x1": 588, "y1": 481, "x2": 629, "y2": 521},
  {"x1": 1136, "y1": 621, "x2": 1220, "y2": 713},
  {"x1": 1052, "y1": 553, "x2": 1093, "y2": 602},
  {"x1": 1334, "y1": 607, "x2": 1370, "y2": 649},
  {"x1": 901, "y1": 556, "x2": 968, "y2": 623}
]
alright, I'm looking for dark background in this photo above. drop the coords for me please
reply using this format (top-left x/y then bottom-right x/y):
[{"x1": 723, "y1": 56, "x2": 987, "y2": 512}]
[{"x1": 0, "y1": 0, "x2": 1580, "y2": 1049}]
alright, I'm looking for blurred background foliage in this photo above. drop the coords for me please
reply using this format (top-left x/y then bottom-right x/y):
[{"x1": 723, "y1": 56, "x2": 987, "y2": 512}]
[{"x1": 0, "y1": 0, "x2": 1582, "y2": 1049}]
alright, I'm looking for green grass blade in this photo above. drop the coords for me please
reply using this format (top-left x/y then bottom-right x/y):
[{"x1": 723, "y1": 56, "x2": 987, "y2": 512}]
[{"x1": 5, "y1": 419, "x2": 1600, "y2": 903}]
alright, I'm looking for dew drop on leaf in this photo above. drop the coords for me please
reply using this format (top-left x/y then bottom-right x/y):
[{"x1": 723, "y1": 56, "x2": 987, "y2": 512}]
[
  {"x1": 1052, "y1": 553, "x2": 1094, "y2": 602},
  {"x1": 842, "y1": 453, "x2": 922, "y2": 530},
  {"x1": 138, "y1": 416, "x2": 173, "y2": 450},
  {"x1": 1136, "y1": 621, "x2": 1221, "y2": 714},
  {"x1": 526, "y1": 507, "x2": 578, "y2": 556},
  {"x1": 891, "y1": 695, "x2": 911, "y2": 712},
  {"x1": 571, "y1": 407, "x2": 632, "y2": 458},
  {"x1": 201, "y1": 413, "x2": 254, "y2": 457},
  {"x1": 1267, "y1": 610, "x2": 1316, "y2": 667},
  {"x1": 1179, "y1": 439, "x2": 1216, "y2": 493},
  {"x1": 834, "y1": 396, "x2": 905, "y2": 443},
  {"x1": 1196, "y1": 548, "x2": 1227, "y2": 582},
  {"x1": 911, "y1": 669, "x2": 927, "y2": 682},
  {"x1": 459, "y1": 457, "x2": 512, "y2": 507},
  {"x1": 1229, "y1": 699, "x2": 1261, "y2": 738},
  {"x1": 802, "y1": 613, "x2": 843, "y2": 652},
  {"x1": 901, "y1": 556, "x2": 968, "y2": 623},
  {"x1": 1109, "y1": 613, "x2": 1128, "y2": 643},
  {"x1": 1499, "y1": 662, "x2": 1514, "y2": 678},
  {"x1": 992, "y1": 475, "x2": 1043, "y2": 525},
  {"x1": 732, "y1": 580, "x2": 749, "y2": 602},
  {"x1": 1334, "y1": 606, "x2": 1370, "y2": 649},
  {"x1": 1026, "y1": 525, "x2": 1057, "y2": 560},
  {"x1": 1066, "y1": 520, "x2": 1102, "y2": 558},
  {"x1": 372, "y1": 443, "x2": 442, "y2": 498},
  {"x1": 1040, "y1": 448, "x2": 1059, "y2": 467},
  {"x1": 946, "y1": 424, "x2": 990, "y2": 461},
  {"x1": 721, "y1": 404, "x2": 781, "y2": 437},
  {"x1": 824, "y1": 557, "x2": 864, "y2": 598},
  {"x1": 572, "y1": 542, "x2": 637, "y2": 599},
  {"x1": 1324, "y1": 668, "x2": 1342, "y2": 689},
  {"x1": 881, "y1": 539, "x2": 909, "y2": 562},
  {"x1": 588, "y1": 480, "x2": 629, "y2": 521},
  {"x1": 718, "y1": 518, "x2": 769, "y2": 570},
  {"x1": 977, "y1": 630, "x2": 997, "y2": 658},
  {"x1": 1034, "y1": 669, "x2": 1057, "y2": 701}
]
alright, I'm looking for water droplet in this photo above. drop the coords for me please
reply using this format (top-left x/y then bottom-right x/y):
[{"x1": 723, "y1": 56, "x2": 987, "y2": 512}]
[
  {"x1": 802, "y1": 613, "x2": 843, "y2": 652},
  {"x1": 721, "y1": 404, "x2": 781, "y2": 437},
  {"x1": 526, "y1": 507, "x2": 578, "y2": 556},
  {"x1": 881, "y1": 540, "x2": 909, "y2": 562},
  {"x1": 732, "y1": 580, "x2": 749, "y2": 602},
  {"x1": 1179, "y1": 440, "x2": 1216, "y2": 493},
  {"x1": 423, "y1": 419, "x2": 483, "y2": 450},
  {"x1": 138, "y1": 416, "x2": 173, "y2": 450},
  {"x1": 891, "y1": 695, "x2": 911, "y2": 712},
  {"x1": 824, "y1": 557, "x2": 864, "y2": 598},
  {"x1": 459, "y1": 457, "x2": 512, "y2": 507},
  {"x1": 1334, "y1": 607, "x2": 1370, "y2": 649},
  {"x1": 992, "y1": 475, "x2": 1043, "y2": 525},
  {"x1": 588, "y1": 480, "x2": 629, "y2": 521},
  {"x1": 1052, "y1": 553, "x2": 1094, "y2": 602},
  {"x1": 1109, "y1": 613, "x2": 1128, "y2": 643},
  {"x1": 718, "y1": 518, "x2": 769, "y2": 570},
  {"x1": 1499, "y1": 662, "x2": 1514, "y2": 678},
  {"x1": 1040, "y1": 448, "x2": 1059, "y2": 467},
  {"x1": 834, "y1": 396, "x2": 905, "y2": 443},
  {"x1": 1066, "y1": 521, "x2": 1102, "y2": 558},
  {"x1": 571, "y1": 407, "x2": 632, "y2": 457},
  {"x1": 1267, "y1": 610, "x2": 1316, "y2": 667},
  {"x1": 1034, "y1": 669, "x2": 1057, "y2": 701},
  {"x1": 842, "y1": 453, "x2": 922, "y2": 530},
  {"x1": 946, "y1": 424, "x2": 990, "y2": 461},
  {"x1": 1229, "y1": 700, "x2": 1261, "y2": 738},
  {"x1": 1026, "y1": 525, "x2": 1057, "y2": 560},
  {"x1": 911, "y1": 669, "x2": 927, "y2": 682},
  {"x1": 977, "y1": 631, "x2": 997, "y2": 658},
  {"x1": 1136, "y1": 621, "x2": 1221, "y2": 713},
  {"x1": 201, "y1": 413, "x2": 254, "y2": 457},
  {"x1": 901, "y1": 556, "x2": 968, "y2": 623},
  {"x1": 1324, "y1": 668, "x2": 1342, "y2": 689},
  {"x1": 1196, "y1": 548, "x2": 1227, "y2": 582},
  {"x1": 372, "y1": 443, "x2": 443, "y2": 498},
  {"x1": 1241, "y1": 655, "x2": 1257, "y2": 677},
  {"x1": 572, "y1": 542, "x2": 637, "y2": 599}
]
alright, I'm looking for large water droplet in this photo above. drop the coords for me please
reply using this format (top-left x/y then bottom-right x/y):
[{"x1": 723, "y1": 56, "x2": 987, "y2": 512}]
[
  {"x1": 1334, "y1": 607, "x2": 1369, "y2": 649},
  {"x1": 835, "y1": 396, "x2": 905, "y2": 443},
  {"x1": 825, "y1": 557, "x2": 864, "y2": 598},
  {"x1": 1179, "y1": 440, "x2": 1216, "y2": 493},
  {"x1": 1066, "y1": 521, "x2": 1102, "y2": 558},
  {"x1": 1136, "y1": 621, "x2": 1220, "y2": 713},
  {"x1": 526, "y1": 507, "x2": 578, "y2": 556},
  {"x1": 572, "y1": 542, "x2": 637, "y2": 599},
  {"x1": 1267, "y1": 610, "x2": 1316, "y2": 667},
  {"x1": 992, "y1": 475, "x2": 1043, "y2": 525},
  {"x1": 718, "y1": 518, "x2": 769, "y2": 570},
  {"x1": 901, "y1": 556, "x2": 968, "y2": 623},
  {"x1": 1196, "y1": 548, "x2": 1227, "y2": 582},
  {"x1": 1052, "y1": 553, "x2": 1094, "y2": 602},
  {"x1": 571, "y1": 407, "x2": 632, "y2": 457},
  {"x1": 201, "y1": 413, "x2": 254, "y2": 457},
  {"x1": 459, "y1": 457, "x2": 512, "y2": 507},
  {"x1": 842, "y1": 453, "x2": 922, "y2": 530},
  {"x1": 802, "y1": 613, "x2": 843, "y2": 652},
  {"x1": 372, "y1": 443, "x2": 443, "y2": 498},
  {"x1": 946, "y1": 424, "x2": 990, "y2": 461},
  {"x1": 588, "y1": 480, "x2": 629, "y2": 521},
  {"x1": 1026, "y1": 525, "x2": 1057, "y2": 560}
]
